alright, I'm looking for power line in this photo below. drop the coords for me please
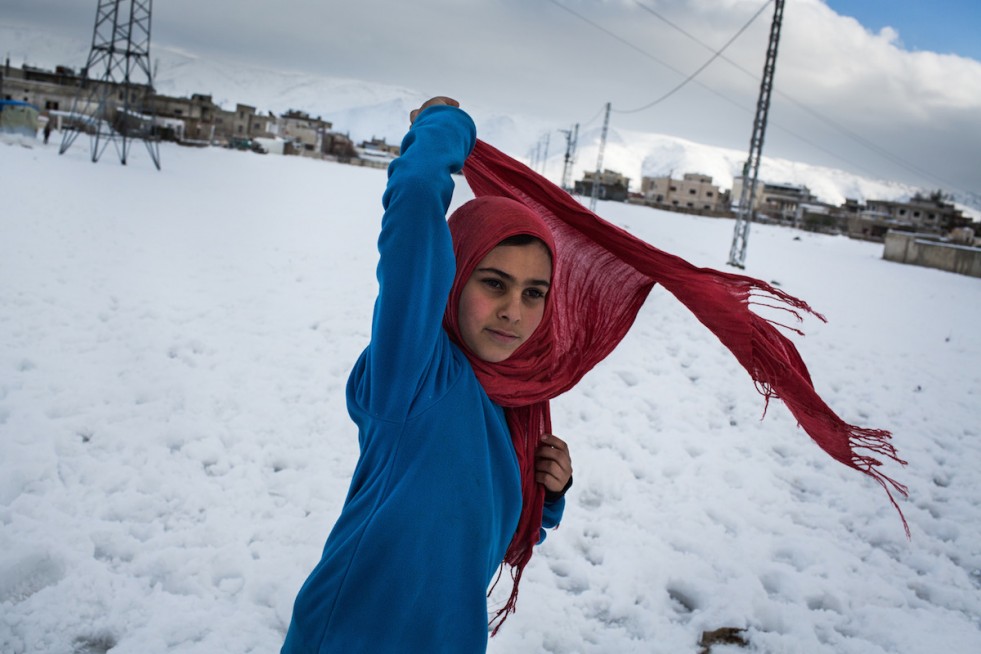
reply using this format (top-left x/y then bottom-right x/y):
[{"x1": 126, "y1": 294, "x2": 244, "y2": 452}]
[
  {"x1": 545, "y1": 0, "x2": 686, "y2": 78},
  {"x1": 615, "y1": 0, "x2": 773, "y2": 114}
]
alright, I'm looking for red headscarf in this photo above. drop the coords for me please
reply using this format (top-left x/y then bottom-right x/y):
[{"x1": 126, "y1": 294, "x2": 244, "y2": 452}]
[{"x1": 445, "y1": 140, "x2": 908, "y2": 632}]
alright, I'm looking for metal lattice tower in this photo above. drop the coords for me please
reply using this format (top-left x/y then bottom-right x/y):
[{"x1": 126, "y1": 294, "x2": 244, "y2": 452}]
[
  {"x1": 590, "y1": 102, "x2": 611, "y2": 212},
  {"x1": 560, "y1": 123, "x2": 579, "y2": 192},
  {"x1": 59, "y1": 0, "x2": 160, "y2": 169},
  {"x1": 727, "y1": 0, "x2": 785, "y2": 268}
]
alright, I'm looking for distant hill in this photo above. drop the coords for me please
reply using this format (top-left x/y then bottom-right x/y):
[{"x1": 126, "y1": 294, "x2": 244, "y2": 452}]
[{"x1": 3, "y1": 23, "x2": 977, "y2": 218}]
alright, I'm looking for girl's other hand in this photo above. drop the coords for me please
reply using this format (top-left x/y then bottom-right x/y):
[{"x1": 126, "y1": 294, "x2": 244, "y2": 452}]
[{"x1": 535, "y1": 433, "x2": 572, "y2": 494}]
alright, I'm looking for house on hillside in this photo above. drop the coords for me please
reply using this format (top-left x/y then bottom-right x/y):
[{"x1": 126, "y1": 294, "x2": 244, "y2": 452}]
[
  {"x1": 574, "y1": 169, "x2": 631, "y2": 202},
  {"x1": 640, "y1": 172, "x2": 727, "y2": 213}
]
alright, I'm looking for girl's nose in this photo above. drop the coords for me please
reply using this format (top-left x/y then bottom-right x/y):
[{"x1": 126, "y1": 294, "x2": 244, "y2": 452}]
[{"x1": 497, "y1": 292, "x2": 522, "y2": 323}]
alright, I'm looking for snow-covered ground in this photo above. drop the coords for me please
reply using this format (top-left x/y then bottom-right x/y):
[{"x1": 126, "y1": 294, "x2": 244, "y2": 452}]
[{"x1": 1, "y1": 135, "x2": 979, "y2": 654}]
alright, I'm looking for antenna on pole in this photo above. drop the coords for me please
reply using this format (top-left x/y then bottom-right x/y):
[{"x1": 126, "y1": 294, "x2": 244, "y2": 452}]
[
  {"x1": 560, "y1": 123, "x2": 579, "y2": 192},
  {"x1": 728, "y1": 0, "x2": 785, "y2": 268},
  {"x1": 60, "y1": 0, "x2": 161, "y2": 170},
  {"x1": 590, "y1": 102, "x2": 611, "y2": 212}
]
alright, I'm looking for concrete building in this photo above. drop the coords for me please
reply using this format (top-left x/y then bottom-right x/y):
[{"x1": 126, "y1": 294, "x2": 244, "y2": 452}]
[
  {"x1": 1, "y1": 62, "x2": 80, "y2": 114},
  {"x1": 865, "y1": 193, "x2": 969, "y2": 234},
  {"x1": 731, "y1": 176, "x2": 815, "y2": 224},
  {"x1": 846, "y1": 193, "x2": 970, "y2": 241},
  {"x1": 574, "y1": 169, "x2": 631, "y2": 202},
  {"x1": 271, "y1": 109, "x2": 333, "y2": 157},
  {"x1": 640, "y1": 172, "x2": 726, "y2": 212}
]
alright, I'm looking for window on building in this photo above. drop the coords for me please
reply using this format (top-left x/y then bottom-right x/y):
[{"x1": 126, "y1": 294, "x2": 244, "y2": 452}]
[
  {"x1": 706, "y1": 191, "x2": 714, "y2": 197},
  {"x1": 237, "y1": 125, "x2": 244, "y2": 133},
  {"x1": 689, "y1": 189, "x2": 696, "y2": 195},
  {"x1": 175, "y1": 109, "x2": 183, "y2": 116},
  {"x1": 686, "y1": 202, "x2": 694, "y2": 208},
  {"x1": 669, "y1": 186, "x2": 677, "y2": 192},
  {"x1": 703, "y1": 205, "x2": 711, "y2": 210}
]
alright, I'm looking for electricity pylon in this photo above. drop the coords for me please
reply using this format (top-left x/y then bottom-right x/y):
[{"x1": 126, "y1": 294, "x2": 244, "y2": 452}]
[{"x1": 59, "y1": 0, "x2": 161, "y2": 169}]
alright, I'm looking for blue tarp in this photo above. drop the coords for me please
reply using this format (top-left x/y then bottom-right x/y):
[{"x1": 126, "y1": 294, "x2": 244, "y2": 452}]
[{"x1": 0, "y1": 100, "x2": 41, "y2": 138}]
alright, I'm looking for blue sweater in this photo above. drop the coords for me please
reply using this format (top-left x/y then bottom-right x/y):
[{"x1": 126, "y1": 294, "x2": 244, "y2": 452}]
[{"x1": 281, "y1": 106, "x2": 565, "y2": 653}]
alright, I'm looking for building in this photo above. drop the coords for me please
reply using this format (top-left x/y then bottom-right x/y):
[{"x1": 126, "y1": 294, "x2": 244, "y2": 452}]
[
  {"x1": 1, "y1": 61, "x2": 80, "y2": 114},
  {"x1": 265, "y1": 109, "x2": 332, "y2": 157},
  {"x1": 864, "y1": 193, "x2": 969, "y2": 234},
  {"x1": 574, "y1": 169, "x2": 630, "y2": 202},
  {"x1": 640, "y1": 172, "x2": 726, "y2": 212},
  {"x1": 846, "y1": 192, "x2": 971, "y2": 241},
  {"x1": 731, "y1": 176, "x2": 815, "y2": 224},
  {"x1": 149, "y1": 93, "x2": 221, "y2": 142}
]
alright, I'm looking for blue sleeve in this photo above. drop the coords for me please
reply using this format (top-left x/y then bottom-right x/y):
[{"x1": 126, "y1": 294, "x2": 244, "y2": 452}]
[
  {"x1": 359, "y1": 106, "x2": 476, "y2": 419},
  {"x1": 538, "y1": 496, "x2": 566, "y2": 544}
]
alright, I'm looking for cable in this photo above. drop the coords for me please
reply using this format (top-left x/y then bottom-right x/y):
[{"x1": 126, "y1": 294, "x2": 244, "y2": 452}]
[
  {"x1": 545, "y1": 0, "x2": 686, "y2": 78},
  {"x1": 615, "y1": 0, "x2": 772, "y2": 114}
]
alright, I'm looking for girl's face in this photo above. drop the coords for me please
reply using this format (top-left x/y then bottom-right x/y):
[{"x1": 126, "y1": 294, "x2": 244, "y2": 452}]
[{"x1": 458, "y1": 242, "x2": 552, "y2": 362}]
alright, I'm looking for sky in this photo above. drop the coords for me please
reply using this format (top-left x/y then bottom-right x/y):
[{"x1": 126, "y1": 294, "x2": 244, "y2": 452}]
[
  {"x1": 2, "y1": 0, "x2": 980, "y2": 198},
  {"x1": 824, "y1": 0, "x2": 981, "y2": 60}
]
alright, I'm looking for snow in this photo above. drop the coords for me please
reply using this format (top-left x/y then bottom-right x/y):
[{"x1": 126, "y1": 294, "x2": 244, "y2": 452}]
[{"x1": 1, "y1": 135, "x2": 980, "y2": 654}]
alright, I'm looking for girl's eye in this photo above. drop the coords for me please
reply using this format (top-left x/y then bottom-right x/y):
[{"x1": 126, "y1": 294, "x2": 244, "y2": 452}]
[
  {"x1": 481, "y1": 278, "x2": 504, "y2": 291},
  {"x1": 524, "y1": 288, "x2": 545, "y2": 300}
]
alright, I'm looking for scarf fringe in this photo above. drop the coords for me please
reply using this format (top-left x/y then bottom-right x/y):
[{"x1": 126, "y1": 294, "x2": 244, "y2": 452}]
[
  {"x1": 487, "y1": 561, "x2": 524, "y2": 637},
  {"x1": 743, "y1": 290, "x2": 910, "y2": 533}
]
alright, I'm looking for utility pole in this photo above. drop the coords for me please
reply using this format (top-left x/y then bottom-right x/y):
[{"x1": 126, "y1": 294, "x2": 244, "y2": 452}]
[
  {"x1": 60, "y1": 0, "x2": 161, "y2": 169},
  {"x1": 560, "y1": 123, "x2": 579, "y2": 192},
  {"x1": 728, "y1": 0, "x2": 785, "y2": 268},
  {"x1": 590, "y1": 102, "x2": 611, "y2": 213},
  {"x1": 540, "y1": 132, "x2": 550, "y2": 176}
]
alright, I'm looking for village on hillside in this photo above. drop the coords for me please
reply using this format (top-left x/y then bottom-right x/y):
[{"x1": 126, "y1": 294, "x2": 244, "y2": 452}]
[{"x1": 3, "y1": 58, "x2": 979, "y2": 278}]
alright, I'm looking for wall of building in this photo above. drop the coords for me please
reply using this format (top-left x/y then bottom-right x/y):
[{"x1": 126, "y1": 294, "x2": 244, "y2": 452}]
[{"x1": 883, "y1": 231, "x2": 981, "y2": 278}]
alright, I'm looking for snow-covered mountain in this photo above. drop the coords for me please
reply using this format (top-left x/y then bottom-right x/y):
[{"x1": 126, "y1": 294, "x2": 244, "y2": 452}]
[{"x1": 3, "y1": 23, "x2": 978, "y2": 217}]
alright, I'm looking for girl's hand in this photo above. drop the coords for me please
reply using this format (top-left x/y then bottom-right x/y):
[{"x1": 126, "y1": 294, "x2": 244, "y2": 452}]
[
  {"x1": 409, "y1": 96, "x2": 460, "y2": 124},
  {"x1": 536, "y1": 433, "x2": 573, "y2": 495}
]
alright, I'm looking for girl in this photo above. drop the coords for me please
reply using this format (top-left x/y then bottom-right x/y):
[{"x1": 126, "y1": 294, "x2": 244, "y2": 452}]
[
  {"x1": 281, "y1": 97, "x2": 572, "y2": 652},
  {"x1": 283, "y1": 95, "x2": 906, "y2": 653}
]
